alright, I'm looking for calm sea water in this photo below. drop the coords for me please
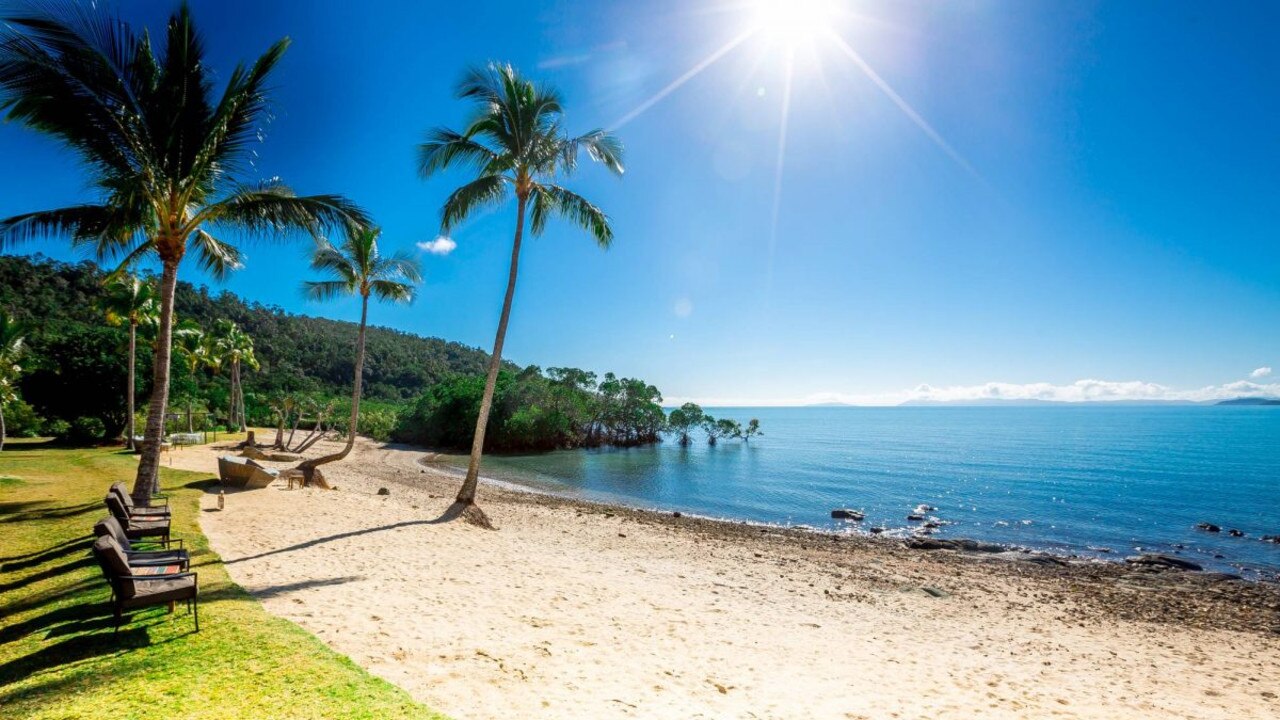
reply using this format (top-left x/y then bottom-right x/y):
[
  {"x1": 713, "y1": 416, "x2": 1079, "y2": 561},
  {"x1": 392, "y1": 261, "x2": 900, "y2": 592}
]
[{"x1": 465, "y1": 407, "x2": 1280, "y2": 577}]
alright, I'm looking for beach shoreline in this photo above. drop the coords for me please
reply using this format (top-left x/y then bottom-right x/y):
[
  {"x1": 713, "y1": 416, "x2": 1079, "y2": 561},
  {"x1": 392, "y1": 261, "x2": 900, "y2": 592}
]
[{"x1": 173, "y1": 435, "x2": 1280, "y2": 719}]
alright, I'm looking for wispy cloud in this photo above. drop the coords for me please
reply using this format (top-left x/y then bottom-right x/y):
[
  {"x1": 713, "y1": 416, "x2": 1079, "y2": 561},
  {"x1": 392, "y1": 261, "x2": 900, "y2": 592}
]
[
  {"x1": 666, "y1": 377, "x2": 1280, "y2": 407},
  {"x1": 417, "y1": 236, "x2": 456, "y2": 256},
  {"x1": 1251, "y1": 366, "x2": 1272, "y2": 379}
]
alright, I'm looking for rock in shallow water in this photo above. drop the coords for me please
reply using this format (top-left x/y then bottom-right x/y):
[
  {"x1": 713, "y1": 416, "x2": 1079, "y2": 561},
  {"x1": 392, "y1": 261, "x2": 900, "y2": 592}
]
[
  {"x1": 1125, "y1": 553, "x2": 1203, "y2": 571},
  {"x1": 907, "y1": 538, "x2": 1006, "y2": 553},
  {"x1": 830, "y1": 509, "x2": 864, "y2": 521},
  {"x1": 1196, "y1": 522, "x2": 1222, "y2": 533}
]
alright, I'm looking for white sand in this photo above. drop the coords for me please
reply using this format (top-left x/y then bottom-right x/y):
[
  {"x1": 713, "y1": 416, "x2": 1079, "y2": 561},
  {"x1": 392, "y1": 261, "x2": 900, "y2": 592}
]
[{"x1": 170, "y1": 436, "x2": 1279, "y2": 720}]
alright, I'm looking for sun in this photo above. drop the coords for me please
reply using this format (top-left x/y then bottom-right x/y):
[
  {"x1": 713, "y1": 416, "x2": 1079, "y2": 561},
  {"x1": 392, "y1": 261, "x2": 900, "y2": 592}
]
[{"x1": 753, "y1": 0, "x2": 836, "y2": 45}]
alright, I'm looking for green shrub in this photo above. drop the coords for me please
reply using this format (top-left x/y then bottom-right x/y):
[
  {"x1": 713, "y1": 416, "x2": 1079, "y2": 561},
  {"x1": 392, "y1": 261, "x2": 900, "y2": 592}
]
[
  {"x1": 2, "y1": 399, "x2": 43, "y2": 437},
  {"x1": 357, "y1": 407, "x2": 399, "y2": 442},
  {"x1": 65, "y1": 416, "x2": 106, "y2": 445},
  {"x1": 41, "y1": 417, "x2": 70, "y2": 438}
]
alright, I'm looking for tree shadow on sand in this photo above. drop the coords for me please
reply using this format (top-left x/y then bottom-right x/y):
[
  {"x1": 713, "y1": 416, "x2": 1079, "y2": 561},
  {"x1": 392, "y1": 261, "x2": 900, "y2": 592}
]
[{"x1": 222, "y1": 502, "x2": 473, "y2": 566}]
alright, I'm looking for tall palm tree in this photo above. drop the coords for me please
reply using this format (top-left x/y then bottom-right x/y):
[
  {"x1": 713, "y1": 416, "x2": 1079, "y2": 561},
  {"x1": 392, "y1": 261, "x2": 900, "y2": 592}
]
[
  {"x1": 0, "y1": 310, "x2": 28, "y2": 452},
  {"x1": 295, "y1": 227, "x2": 420, "y2": 484},
  {"x1": 173, "y1": 320, "x2": 208, "y2": 432},
  {"x1": 0, "y1": 4, "x2": 368, "y2": 503},
  {"x1": 417, "y1": 63, "x2": 624, "y2": 525},
  {"x1": 210, "y1": 320, "x2": 257, "y2": 432},
  {"x1": 101, "y1": 275, "x2": 158, "y2": 450}
]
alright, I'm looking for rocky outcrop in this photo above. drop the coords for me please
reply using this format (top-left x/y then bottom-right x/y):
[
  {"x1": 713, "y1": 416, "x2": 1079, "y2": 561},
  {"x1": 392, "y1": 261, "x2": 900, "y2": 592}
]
[
  {"x1": 1125, "y1": 553, "x2": 1203, "y2": 572},
  {"x1": 907, "y1": 538, "x2": 1006, "y2": 553},
  {"x1": 1196, "y1": 522, "x2": 1221, "y2": 533},
  {"x1": 830, "y1": 509, "x2": 864, "y2": 521}
]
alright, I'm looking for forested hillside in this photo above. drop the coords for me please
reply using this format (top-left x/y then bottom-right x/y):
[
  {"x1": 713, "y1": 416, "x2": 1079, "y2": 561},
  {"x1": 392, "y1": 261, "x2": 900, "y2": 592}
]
[{"x1": 0, "y1": 254, "x2": 495, "y2": 435}]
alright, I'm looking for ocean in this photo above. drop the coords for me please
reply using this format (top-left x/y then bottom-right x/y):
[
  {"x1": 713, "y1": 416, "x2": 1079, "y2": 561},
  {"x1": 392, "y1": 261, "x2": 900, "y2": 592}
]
[{"x1": 464, "y1": 406, "x2": 1280, "y2": 577}]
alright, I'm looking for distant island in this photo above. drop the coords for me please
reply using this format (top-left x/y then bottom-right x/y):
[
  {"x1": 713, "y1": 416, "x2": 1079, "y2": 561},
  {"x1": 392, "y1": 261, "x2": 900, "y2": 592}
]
[{"x1": 1216, "y1": 397, "x2": 1280, "y2": 406}]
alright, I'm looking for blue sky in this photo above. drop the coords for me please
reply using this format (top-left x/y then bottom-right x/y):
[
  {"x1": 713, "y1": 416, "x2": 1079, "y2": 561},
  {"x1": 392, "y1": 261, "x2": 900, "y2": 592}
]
[{"x1": 2, "y1": 0, "x2": 1278, "y2": 404}]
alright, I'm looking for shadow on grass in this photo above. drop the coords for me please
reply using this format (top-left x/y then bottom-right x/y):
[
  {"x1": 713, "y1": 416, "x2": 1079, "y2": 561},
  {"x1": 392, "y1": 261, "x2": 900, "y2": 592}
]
[
  {"x1": 0, "y1": 555, "x2": 95, "y2": 596},
  {"x1": 0, "y1": 501, "x2": 102, "y2": 524},
  {"x1": 0, "y1": 625, "x2": 150, "y2": 687},
  {"x1": 0, "y1": 537, "x2": 93, "y2": 571},
  {"x1": 223, "y1": 504, "x2": 464, "y2": 566},
  {"x1": 0, "y1": 600, "x2": 112, "y2": 645}
]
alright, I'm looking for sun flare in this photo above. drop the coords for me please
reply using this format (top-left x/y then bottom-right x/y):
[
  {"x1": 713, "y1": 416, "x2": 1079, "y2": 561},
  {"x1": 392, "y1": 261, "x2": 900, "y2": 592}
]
[{"x1": 753, "y1": 0, "x2": 836, "y2": 45}]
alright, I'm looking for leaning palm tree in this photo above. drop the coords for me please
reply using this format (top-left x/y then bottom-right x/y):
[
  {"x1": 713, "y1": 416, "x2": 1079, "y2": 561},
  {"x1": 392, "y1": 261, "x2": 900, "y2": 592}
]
[
  {"x1": 418, "y1": 63, "x2": 624, "y2": 526},
  {"x1": 294, "y1": 228, "x2": 421, "y2": 485},
  {"x1": 0, "y1": 310, "x2": 28, "y2": 452},
  {"x1": 0, "y1": 4, "x2": 368, "y2": 502},
  {"x1": 101, "y1": 275, "x2": 158, "y2": 450}
]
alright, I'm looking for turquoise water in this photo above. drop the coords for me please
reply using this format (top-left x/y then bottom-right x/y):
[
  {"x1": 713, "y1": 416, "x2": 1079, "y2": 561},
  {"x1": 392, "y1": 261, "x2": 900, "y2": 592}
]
[{"x1": 468, "y1": 406, "x2": 1280, "y2": 578}]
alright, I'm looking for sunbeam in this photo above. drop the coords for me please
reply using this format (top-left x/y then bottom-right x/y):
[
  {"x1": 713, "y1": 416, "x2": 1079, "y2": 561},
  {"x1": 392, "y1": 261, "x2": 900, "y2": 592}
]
[
  {"x1": 767, "y1": 46, "x2": 796, "y2": 289},
  {"x1": 827, "y1": 31, "x2": 983, "y2": 181},
  {"x1": 610, "y1": 28, "x2": 756, "y2": 129}
]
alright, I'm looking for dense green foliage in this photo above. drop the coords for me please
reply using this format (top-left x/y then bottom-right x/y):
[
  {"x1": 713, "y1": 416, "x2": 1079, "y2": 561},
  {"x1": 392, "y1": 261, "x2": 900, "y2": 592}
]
[
  {"x1": 0, "y1": 255, "x2": 496, "y2": 438},
  {"x1": 394, "y1": 366, "x2": 665, "y2": 452},
  {"x1": 0, "y1": 441, "x2": 443, "y2": 719}
]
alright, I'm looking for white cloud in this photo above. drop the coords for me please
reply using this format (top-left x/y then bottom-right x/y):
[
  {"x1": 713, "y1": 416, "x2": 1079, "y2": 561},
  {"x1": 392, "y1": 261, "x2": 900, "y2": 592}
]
[
  {"x1": 667, "y1": 377, "x2": 1280, "y2": 408},
  {"x1": 417, "y1": 236, "x2": 456, "y2": 256},
  {"x1": 1251, "y1": 366, "x2": 1272, "y2": 379}
]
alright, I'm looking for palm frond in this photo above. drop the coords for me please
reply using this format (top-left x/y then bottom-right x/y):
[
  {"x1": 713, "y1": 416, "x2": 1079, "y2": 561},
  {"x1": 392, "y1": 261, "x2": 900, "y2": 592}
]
[
  {"x1": 418, "y1": 127, "x2": 500, "y2": 177},
  {"x1": 198, "y1": 181, "x2": 370, "y2": 239},
  {"x1": 441, "y1": 175, "x2": 509, "y2": 232},
  {"x1": 302, "y1": 280, "x2": 353, "y2": 302},
  {"x1": 563, "y1": 129, "x2": 625, "y2": 176},
  {"x1": 368, "y1": 278, "x2": 416, "y2": 304},
  {"x1": 189, "y1": 228, "x2": 244, "y2": 281},
  {"x1": 0, "y1": 205, "x2": 120, "y2": 249},
  {"x1": 531, "y1": 184, "x2": 613, "y2": 247}
]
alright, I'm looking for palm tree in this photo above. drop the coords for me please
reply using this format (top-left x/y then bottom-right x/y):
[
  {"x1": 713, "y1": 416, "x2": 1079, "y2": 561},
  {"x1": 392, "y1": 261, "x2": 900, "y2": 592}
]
[
  {"x1": 173, "y1": 320, "x2": 209, "y2": 432},
  {"x1": 417, "y1": 63, "x2": 624, "y2": 525},
  {"x1": 295, "y1": 228, "x2": 421, "y2": 484},
  {"x1": 0, "y1": 5, "x2": 368, "y2": 503},
  {"x1": 210, "y1": 320, "x2": 258, "y2": 432},
  {"x1": 101, "y1": 275, "x2": 158, "y2": 450},
  {"x1": 0, "y1": 310, "x2": 28, "y2": 451}
]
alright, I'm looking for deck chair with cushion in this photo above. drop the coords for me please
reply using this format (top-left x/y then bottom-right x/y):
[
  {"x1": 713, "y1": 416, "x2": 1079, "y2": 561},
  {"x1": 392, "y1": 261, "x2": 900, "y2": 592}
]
[
  {"x1": 92, "y1": 535, "x2": 198, "y2": 633},
  {"x1": 93, "y1": 517, "x2": 188, "y2": 570},
  {"x1": 104, "y1": 494, "x2": 171, "y2": 545},
  {"x1": 109, "y1": 482, "x2": 170, "y2": 518}
]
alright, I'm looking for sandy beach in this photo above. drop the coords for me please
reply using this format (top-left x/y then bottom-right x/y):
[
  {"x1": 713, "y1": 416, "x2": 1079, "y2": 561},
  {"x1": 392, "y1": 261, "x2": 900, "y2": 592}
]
[{"x1": 168, "y1": 435, "x2": 1280, "y2": 720}]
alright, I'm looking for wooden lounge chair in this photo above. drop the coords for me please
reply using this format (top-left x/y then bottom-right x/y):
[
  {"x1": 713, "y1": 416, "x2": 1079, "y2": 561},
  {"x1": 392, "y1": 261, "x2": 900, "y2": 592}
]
[
  {"x1": 93, "y1": 517, "x2": 189, "y2": 570},
  {"x1": 109, "y1": 482, "x2": 170, "y2": 518},
  {"x1": 217, "y1": 455, "x2": 278, "y2": 489},
  {"x1": 104, "y1": 494, "x2": 171, "y2": 545},
  {"x1": 92, "y1": 536, "x2": 198, "y2": 633}
]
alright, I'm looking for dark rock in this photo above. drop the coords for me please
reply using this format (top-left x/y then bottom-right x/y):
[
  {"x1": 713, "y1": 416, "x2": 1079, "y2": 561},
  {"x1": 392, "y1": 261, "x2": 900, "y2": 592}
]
[
  {"x1": 920, "y1": 586, "x2": 949, "y2": 598},
  {"x1": 1020, "y1": 555, "x2": 1068, "y2": 567},
  {"x1": 1261, "y1": 535, "x2": 1280, "y2": 544},
  {"x1": 377, "y1": 487, "x2": 390, "y2": 496},
  {"x1": 923, "y1": 521, "x2": 941, "y2": 529},
  {"x1": 1198, "y1": 572, "x2": 1243, "y2": 582},
  {"x1": 906, "y1": 514, "x2": 925, "y2": 521},
  {"x1": 907, "y1": 537, "x2": 1006, "y2": 553},
  {"x1": 672, "y1": 511, "x2": 682, "y2": 518},
  {"x1": 1228, "y1": 529, "x2": 1244, "y2": 537},
  {"x1": 869, "y1": 527, "x2": 886, "y2": 534},
  {"x1": 1125, "y1": 553, "x2": 1203, "y2": 571},
  {"x1": 1196, "y1": 522, "x2": 1221, "y2": 533},
  {"x1": 831, "y1": 509, "x2": 864, "y2": 521}
]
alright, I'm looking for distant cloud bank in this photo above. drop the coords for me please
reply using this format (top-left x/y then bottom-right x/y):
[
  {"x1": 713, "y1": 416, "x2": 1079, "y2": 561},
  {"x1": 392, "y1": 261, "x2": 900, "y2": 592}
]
[
  {"x1": 668, "y1": 376, "x2": 1280, "y2": 407},
  {"x1": 417, "y1": 236, "x2": 457, "y2": 256}
]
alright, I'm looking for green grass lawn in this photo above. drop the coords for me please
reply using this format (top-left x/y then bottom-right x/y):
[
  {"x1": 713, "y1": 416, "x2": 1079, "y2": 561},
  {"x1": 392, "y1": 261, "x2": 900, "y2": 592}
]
[{"x1": 0, "y1": 439, "x2": 447, "y2": 720}]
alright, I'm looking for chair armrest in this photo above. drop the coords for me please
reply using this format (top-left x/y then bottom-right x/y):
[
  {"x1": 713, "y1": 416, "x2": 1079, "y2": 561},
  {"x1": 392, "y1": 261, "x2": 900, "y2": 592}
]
[{"x1": 121, "y1": 571, "x2": 196, "y2": 581}]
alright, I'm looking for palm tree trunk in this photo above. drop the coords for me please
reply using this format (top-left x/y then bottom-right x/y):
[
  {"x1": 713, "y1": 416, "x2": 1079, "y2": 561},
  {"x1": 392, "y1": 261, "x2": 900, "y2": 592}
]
[
  {"x1": 1, "y1": 402, "x2": 6, "y2": 452},
  {"x1": 133, "y1": 259, "x2": 178, "y2": 505},
  {"x1": 237, "y1": 363, "x2": 247, "y2": 431},
  {"x1": 186, "y1": 395, "x2": 193, "y2": 432},
  {"x1": 457, "y1": 194, "x2": 528, "y2": 513},
  {"x1": 126, "y1": 322, "x2": 136, "y2": 451},
  {"x1": 296, "y1": 295, "x2": 368, "y2": 484}
]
